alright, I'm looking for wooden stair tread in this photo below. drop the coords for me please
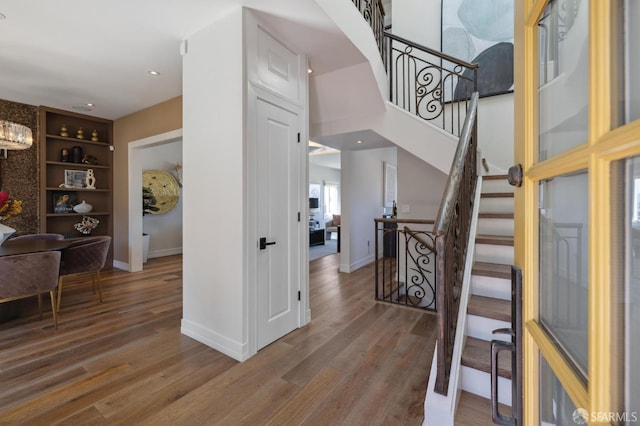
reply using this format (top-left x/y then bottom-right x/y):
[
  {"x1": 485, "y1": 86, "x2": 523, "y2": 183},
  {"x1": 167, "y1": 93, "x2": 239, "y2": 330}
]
[
  {"x1": 481, "y1": 192, "x2": 514, "y2": 198},
  {"x1": 468, "y1": 295, "x2": 511, "y2": 322},
  {"x1": 478, "y1": 212, "x2": 514, "y2": 219},
  {"x1": 472, "y1": 262, "x2": 511, "y2": 279},
  {"x1": 475, "y1": 234, "x2": 513, "y2": 246},
  {"x1": 462, "y1": 337, "x2": 512, "y2": 379},
  {"x1": 482, "y1": 174, "x2": 508, "y2": 180},
  {"x1": 456, "y1": 391, "x2": 512, "y2": 424}
]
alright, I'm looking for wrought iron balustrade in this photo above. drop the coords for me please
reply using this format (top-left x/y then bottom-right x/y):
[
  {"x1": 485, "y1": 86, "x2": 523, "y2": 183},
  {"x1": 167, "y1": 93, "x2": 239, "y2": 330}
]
[
  {"x1": 353, "y1": 0, "x2": 481, "y2": 397},
  {"x1": 374, "y1": 218, "x2": 437, "y2": 311},
  {"x1": 351, "y1": 0, "x2": 386, "y2": 57},
  {"x1": 433, "y1": 92, "x2": 479, "y2": 395},
  {"x1": 350, "y1": 0, "x2": 478, "y2": 138},
  {"x1": 383, "y1": 33, "x2": 478, "y2": 137}
]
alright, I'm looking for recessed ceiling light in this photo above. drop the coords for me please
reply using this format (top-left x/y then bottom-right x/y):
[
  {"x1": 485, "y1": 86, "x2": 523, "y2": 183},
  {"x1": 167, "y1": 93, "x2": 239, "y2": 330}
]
[
  {"x1": 307, "y1": 68, "x2": 313, "y2": 74},
  {"x1": 86, "y1": 103, "x2": 95, "y2": 107},
  {"x1": 148, "y1": 70, "x2": 160, "y2": 76},
  {"x1": 356, "y1": 140, "x2": 363, "y2": 144}
]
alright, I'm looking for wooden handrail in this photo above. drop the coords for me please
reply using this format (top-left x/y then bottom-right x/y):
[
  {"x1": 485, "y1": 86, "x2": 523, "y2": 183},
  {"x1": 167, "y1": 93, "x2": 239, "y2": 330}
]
[
  {"x1": 433, "y1": 91, "x2": 480, "y2": 395},
  {"x1": 433, "y1": 92, "x2": 480, "y2": 236},
  {"x1": 384, "y1": 32, "x2": 479, "y2": 71},
  {"x1": 403, "y1": 226, "x2": 437, "y2": 254}
]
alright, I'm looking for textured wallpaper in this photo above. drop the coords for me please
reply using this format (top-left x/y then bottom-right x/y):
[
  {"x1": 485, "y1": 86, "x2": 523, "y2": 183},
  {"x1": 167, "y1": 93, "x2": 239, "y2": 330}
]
[{"x1": 0, "y1": 99, "x2": 39, "y2": 235}]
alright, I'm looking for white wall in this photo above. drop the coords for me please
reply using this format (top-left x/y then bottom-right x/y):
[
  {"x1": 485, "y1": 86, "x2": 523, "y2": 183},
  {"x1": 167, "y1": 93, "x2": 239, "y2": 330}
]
[
  {"x1": 182, "y1": 6, "x2": 247, "y2": 360},
  {"x1": 141, "y1": 141, "x2": 183, "y2": 258},
  {"x1": 341, "y1": 146, "x2": 396, "y2": 272},
  {"x1": 392, "y1": 0, "x2": 514, "y2": 172},
  {"x1": 397, "y1": 147, "x2": 448, "y2": 221}
]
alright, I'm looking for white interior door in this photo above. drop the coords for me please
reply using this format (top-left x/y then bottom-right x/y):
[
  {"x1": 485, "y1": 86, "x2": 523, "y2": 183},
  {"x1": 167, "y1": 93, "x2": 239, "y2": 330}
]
[{"x1": 256, "y1": 97, "x2": 300, "y2": 350}]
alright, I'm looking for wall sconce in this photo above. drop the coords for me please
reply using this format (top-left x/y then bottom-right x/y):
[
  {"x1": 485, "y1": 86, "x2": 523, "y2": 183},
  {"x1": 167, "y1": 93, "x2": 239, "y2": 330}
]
[{"x1": 0, "y1": 120, "x2": 33, "y2": 157}]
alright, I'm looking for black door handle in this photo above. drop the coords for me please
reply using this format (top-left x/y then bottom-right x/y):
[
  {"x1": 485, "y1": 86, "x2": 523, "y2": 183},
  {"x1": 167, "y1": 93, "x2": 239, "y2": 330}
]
[{"x1": 259, "y1": 237, "x2": 276, "y2": 250}]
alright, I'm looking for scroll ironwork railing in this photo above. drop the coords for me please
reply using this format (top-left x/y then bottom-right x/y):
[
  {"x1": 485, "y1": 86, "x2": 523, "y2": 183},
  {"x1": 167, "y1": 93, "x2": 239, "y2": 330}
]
[
  {"x1": 374, "y1": 218, "x2": 437, "y2": 311},
  {"x1": 433, "y1": 92, "x2": 479, "y2": 395},
  {"x1": 383, "y1": 33, "x2": 478, "y2": 137},
  {"x1": 351, "y1": 0, "x2": 386, "y2": 57},
  {"x1": 351, "y1": 0, "x2": 478, "y2": 137}
]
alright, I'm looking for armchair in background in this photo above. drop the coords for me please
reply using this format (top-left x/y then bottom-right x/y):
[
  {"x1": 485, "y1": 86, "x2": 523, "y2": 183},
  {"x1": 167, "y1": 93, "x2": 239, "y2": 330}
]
[{"x1": 325, "y1": 214, "x2": 341, "y2": 240}]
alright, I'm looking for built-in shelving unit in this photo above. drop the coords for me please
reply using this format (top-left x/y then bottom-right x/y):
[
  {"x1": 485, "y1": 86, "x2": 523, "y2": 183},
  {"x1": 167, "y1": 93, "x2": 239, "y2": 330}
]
[{"x1": 38, "y1": 106, "x2": 114, "y2": 262}]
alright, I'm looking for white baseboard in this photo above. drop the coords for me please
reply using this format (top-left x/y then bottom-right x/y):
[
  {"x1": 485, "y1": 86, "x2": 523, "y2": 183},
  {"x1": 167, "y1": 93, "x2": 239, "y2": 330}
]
[
  {"x1": 339, "y1": 254, "x2": 374, "y2": 273},
  {"x1": 181, "y1": 319, "x2": 249, "y2": 361},
  {"x1": 148, "y1": 247, "x2": 183, "y2": 259},
  {"x1": 112, "y1": 260, "x2": 129, "y2": 271}
]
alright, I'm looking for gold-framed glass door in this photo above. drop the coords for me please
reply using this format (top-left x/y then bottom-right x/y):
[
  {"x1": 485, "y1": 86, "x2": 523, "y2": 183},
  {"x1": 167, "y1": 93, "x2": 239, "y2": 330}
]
[{"x1": 517, "y1": 0, "x2": 640, "y2": 423}]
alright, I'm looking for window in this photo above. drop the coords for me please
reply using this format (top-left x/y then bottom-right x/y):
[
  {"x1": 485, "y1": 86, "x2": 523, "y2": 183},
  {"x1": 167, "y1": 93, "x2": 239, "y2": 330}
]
[{"x1": 324, "y1": 182, "x2": 340, "y2": 217}]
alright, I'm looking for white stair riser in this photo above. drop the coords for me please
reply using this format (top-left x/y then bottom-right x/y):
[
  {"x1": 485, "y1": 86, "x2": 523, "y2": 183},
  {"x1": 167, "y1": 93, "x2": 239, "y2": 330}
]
[
  {"x1": 481, "y1": 179, "x2": 513, "y2": 194},
  {"x1": 477, "y1": 218, "x2": 514, "y2": 237},
  {"x1": 471, "y1": 275, "x2": 511, "y2": 300},
  {"x1": 474, "y1": 244, "x2": 514, "y2": 265},
  {"x1": 479, "y1": 197, "x2": 514, "y2": 214},
  {"x1": 461, "y1": 366, "x2": 512, "y2": 406},
  {"x1": 466, "y1": 314, "x2": 511, "y2": 342}
]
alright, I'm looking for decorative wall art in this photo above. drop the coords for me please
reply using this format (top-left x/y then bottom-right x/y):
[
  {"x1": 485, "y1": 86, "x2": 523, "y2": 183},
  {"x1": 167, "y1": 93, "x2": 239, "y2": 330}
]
[
  {"x1": 65, "y1": 169, "x2": 87, "y2": 188},
  {"x1": 52, "y1": 191, "x2": 77, "y2": 214},
  {"x1": 142, "y1": 170, "x2": 180, "y2": 214},
  {"x1": 442, "y1": 0, "x2": 514, "y2": 99}
]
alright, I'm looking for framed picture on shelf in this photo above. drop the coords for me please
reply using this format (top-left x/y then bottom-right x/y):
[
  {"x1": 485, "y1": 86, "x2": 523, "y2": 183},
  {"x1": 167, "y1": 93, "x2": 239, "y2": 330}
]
[
  {"x1": 52, "y1": 190, "x2": 77, "y2": 214},
  {"x1": 65, "y1": 169, "x2": 87, "y2": 188}
]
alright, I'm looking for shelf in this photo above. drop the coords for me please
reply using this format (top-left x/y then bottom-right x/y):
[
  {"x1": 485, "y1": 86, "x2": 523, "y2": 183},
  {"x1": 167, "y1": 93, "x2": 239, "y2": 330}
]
[
  {"x1": 46, "y1": 187, "x2": 111, "y2": 193},
  {"x1": 40, "y1": 106, "x2": 114, "y2": 264},
  {"x1": 46, "y1": 212, "x2": 111, "y2": 217},
  {"x1": 46, "y1": 161, "x2": 110, "y2": 169},
  {"x1": 46, "y1": 134, "x2": 110, "y2": 146}
]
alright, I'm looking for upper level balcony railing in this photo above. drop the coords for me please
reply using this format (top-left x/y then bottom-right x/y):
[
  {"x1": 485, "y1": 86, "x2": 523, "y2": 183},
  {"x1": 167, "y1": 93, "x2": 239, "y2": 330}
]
[{"x1": 350, "y1": 0, "x2": 478, "y2": 138}]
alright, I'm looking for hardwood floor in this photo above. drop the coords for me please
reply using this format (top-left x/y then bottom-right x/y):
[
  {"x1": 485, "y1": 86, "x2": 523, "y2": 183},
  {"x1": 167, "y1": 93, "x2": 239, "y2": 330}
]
[{"x1": 0, "y1": 253, "x2": 442, "y2": 425}]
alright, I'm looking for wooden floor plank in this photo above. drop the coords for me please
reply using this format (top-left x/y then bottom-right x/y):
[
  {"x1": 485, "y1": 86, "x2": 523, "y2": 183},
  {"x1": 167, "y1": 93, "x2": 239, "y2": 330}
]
[{"x1": 0, "y1": 253, "x2": 439, "y2": 424}]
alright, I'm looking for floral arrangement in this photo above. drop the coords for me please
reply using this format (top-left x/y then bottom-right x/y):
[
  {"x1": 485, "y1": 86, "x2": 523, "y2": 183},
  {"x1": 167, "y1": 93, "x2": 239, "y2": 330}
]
[{"x1": 0, "y1": 191, "x2": 22, "y2": 221}]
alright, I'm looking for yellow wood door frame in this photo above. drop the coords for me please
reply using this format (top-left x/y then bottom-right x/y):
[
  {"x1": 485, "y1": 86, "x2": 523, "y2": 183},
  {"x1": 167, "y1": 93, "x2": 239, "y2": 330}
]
[{"x1": 515, "y1": 0, "x2": 640, "y2": 423}]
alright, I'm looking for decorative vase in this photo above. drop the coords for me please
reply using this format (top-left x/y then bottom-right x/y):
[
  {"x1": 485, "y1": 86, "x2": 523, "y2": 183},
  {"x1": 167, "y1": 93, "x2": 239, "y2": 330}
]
[
  {"x1": 0, "y1": 222, "x2": 16, "y2": 245},
  {"x1": 71, "y1": 146, "x2": 83, "y2": 163},
  {"x1": 142, "y1": 234, "x2": 150, "y2": 263},
  {"x1": 73, "y1": 200, "x2": 93, "y2": 213}
]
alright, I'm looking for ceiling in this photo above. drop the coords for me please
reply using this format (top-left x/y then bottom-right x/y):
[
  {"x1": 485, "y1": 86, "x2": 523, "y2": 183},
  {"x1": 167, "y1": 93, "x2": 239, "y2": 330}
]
[{"x1": 0, "y1": 0, "x2": 366, "y2": 120}]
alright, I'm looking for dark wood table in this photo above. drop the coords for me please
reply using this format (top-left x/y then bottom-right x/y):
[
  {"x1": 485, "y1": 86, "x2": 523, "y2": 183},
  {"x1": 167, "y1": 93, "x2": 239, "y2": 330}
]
[
  {"x1": 0, "y1": 238, "x2": 74, "y2": 323},
  {"x1": 0, "y1": 239, "x2": 73, "y2": 257}
]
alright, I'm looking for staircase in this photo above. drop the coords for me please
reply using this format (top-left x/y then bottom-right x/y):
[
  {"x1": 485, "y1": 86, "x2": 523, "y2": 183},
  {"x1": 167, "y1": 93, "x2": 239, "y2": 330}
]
[{"x1": 460, "y1": 174, "x2": 514, "y2": 408}]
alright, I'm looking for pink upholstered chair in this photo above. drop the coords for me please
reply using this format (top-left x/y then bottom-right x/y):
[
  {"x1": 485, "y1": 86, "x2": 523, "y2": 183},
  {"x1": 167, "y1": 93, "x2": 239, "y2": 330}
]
[
  {"x1": 0, "y1": 251, "x2": 62, "y2": 329},
  {"x1": 56, "y1": 236, "x2": 111, "y2": 311}
]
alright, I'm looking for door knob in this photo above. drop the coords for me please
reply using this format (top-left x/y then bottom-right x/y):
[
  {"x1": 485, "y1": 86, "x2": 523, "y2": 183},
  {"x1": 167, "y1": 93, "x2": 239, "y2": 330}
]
[
  {"x1": 507, "y1": 164, "x2": 523, "y2": 187},
  {"x1": 259, "y1": 237, "x2": 276, "y2": 250}
]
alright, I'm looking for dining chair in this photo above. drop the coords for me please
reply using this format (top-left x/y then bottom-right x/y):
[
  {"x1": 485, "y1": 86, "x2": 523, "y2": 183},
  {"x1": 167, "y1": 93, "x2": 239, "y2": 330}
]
[
  {"x1": 56, "y1": 236, "x2": 111, "y2": 312},
  {"x1": 10, "y1": 233, "x2": 64, "y2": 242},
  {"x1": 0, "y1": 251, "x2": 62, "y2": 329}
]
